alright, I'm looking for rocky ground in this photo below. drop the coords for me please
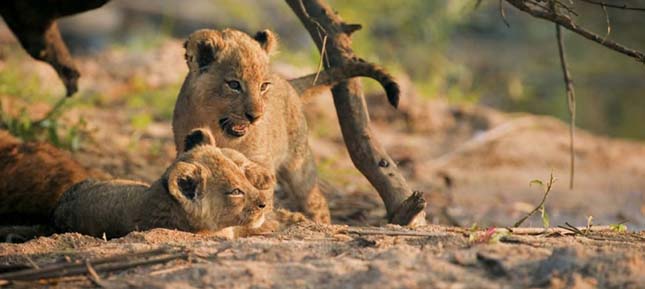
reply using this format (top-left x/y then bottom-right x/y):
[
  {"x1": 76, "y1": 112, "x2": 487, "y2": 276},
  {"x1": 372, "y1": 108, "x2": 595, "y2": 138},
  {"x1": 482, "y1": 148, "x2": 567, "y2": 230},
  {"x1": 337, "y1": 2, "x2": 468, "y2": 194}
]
[{"x1": 0, "y1": 38, "x2": 643, "y2": 288}]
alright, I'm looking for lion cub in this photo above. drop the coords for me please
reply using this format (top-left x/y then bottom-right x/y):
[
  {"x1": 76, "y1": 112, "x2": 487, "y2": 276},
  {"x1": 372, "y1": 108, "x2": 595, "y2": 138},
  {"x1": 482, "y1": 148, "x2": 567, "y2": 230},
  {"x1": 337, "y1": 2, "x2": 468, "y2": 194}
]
[
  {"x1": 173, "y1": 28, "x2": 400, "y2": 224},
  {"x1": 53, "y1": 128, "x2": 274, "y2": 239}
]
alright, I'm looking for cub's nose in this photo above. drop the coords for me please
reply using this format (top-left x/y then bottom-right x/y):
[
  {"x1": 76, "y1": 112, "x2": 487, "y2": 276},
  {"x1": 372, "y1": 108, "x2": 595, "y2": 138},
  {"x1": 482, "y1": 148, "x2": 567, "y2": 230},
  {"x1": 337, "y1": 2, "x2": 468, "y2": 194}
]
[
  {"x1": 257, "y1": 202, "x2": 266, "y2": 209},
  {"x1": 245, "y1": 112, "x2": 261, "y2": 123}
]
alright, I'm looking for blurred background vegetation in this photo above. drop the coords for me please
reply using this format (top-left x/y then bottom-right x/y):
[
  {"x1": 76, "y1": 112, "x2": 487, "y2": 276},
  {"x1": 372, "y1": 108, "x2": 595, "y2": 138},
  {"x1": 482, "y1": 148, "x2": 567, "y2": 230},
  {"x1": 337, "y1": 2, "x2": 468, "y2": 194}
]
[{"x1": 4, "y1": 0, "x2": 645, "y2": 140}]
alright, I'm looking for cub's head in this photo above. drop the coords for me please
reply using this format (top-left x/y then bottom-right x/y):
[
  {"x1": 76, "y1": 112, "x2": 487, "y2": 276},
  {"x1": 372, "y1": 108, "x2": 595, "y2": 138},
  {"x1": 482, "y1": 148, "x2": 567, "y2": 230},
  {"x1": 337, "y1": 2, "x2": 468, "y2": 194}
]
[
  {"x1": 165, "y1": 128, "x2": 274, "y2": 231},
  {"x1": 183, "y1": 28, "x2": 277, "y2": 138}
]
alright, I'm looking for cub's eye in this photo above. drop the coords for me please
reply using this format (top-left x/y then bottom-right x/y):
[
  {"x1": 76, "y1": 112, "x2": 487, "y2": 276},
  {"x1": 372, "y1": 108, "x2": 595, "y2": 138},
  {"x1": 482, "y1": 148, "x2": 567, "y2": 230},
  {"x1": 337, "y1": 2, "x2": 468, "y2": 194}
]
[
  {"x1": 260, "y1": 82, "x2": 271, "y2": 92},
  {"x1": 226, "y1": 188, "x2": 245, "y2": 196},
  {"x1": 226, "y1": 80, "x2": 242, "y2": 91}
]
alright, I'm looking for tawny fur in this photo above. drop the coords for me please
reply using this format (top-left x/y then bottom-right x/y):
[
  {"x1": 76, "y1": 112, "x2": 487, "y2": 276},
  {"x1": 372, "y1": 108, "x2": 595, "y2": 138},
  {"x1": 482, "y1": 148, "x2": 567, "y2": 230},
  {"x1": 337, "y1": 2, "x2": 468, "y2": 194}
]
[
  {"x1": 172, "y1": 28, "x2": 400, "y2": 223},
  {"x1": 0, "y1": 130, "x2": 89, "y2": 224},
  {"x1": 53, "y1": 128, "x2": 274, "y2": 239}
]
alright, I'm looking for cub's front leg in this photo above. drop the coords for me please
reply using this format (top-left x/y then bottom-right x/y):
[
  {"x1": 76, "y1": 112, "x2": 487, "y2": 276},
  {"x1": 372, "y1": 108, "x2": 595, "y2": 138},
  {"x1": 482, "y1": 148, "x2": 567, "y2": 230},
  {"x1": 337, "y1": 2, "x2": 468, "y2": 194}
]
[{"x1": 278, "y1": 146, "x2": 331, "y2": 224}]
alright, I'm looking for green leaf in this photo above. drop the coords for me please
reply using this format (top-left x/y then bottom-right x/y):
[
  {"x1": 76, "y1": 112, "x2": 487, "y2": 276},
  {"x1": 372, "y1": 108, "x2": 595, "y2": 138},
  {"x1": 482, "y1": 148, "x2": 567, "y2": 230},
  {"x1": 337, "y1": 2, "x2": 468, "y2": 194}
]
[
  {"x1": 47, "y1": 123, "x2": 60, "y2": 147},
  {"x1": 490, "y1": 230, "x2": 509, "y2": 244},
  {"x1": 529, "y1": 179, "x2": 543, "y2": 187},
  {"x1": 610, "y1": 223, "x2": 627, "y2": 233},
  {"x1": 467, "y1": 223, "x2": 479, "y2": 243},
  {"x1": 540, "y1": 206, "x2": 550, "y2": 229},
  {"x1": 66, "y1": 126, "x2": 81, "y2": 151}
]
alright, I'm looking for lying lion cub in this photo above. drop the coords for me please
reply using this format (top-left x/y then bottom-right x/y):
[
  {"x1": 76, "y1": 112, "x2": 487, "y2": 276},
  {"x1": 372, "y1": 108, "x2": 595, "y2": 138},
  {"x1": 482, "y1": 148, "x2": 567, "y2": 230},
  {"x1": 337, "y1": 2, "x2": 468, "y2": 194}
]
[{"x1": 52, "y1": 128, "x2": 274, "y2": 239}]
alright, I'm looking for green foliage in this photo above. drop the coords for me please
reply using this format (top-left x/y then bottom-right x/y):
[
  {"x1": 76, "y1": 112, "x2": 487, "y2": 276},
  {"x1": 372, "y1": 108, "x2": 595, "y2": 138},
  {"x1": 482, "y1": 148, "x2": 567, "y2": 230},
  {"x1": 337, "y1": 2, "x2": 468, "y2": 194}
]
[
  {"x1": 322, "y1": 1, "x2": 645, "y2": 139},
  {"x1": 467, "y1": 223, "x2": 479, "y2": 243},
  {"x1": 0, "y1": 54, "x2": 87, "y2": 151},
  {"x1": 513, "y1": 172, "x2": 556, "y2": 228},
  {"x1": 0, "y1": 56, "x2": 54, "y2": 102},
  {"x1": 0, "y1": 98, "x2": 87, "y2": 151},
  {"x1": 125, "y1": 76, "x2": 181, "y2": 122},
  {"x1": 329, "y1": 1, "x2": 478, "y2": 102},
  {"x1": 540, "y1": 206, "x2": 550, "y2": 229},
  {"x1": 529, "y1": 179, "x2": 543, "y2": 187},
  {"x1": 609, "y1": 223, "x2": 627, "y2": 233}
]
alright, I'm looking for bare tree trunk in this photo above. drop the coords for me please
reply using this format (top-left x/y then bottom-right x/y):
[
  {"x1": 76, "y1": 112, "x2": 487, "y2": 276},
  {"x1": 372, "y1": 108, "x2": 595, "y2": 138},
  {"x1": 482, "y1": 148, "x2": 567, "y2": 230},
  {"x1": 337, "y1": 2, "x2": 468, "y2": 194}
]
[{"x1": 285, "y1": 0, "x2": 426, "y2": 226}]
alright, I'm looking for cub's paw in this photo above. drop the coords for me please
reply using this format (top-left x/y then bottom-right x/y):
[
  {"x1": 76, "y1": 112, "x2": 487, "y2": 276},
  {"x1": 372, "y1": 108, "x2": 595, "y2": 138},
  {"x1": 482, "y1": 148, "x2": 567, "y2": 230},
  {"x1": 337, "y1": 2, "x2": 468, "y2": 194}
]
[
  {"x1": 273, "y1": 209, "x2": 310, "y2": 225},
  {"x1": 244, "y1": 164, "x2": 276, "y2": 190},
  {"x1": 235, "y1": 219, "x2": 279, "y2": 237}
]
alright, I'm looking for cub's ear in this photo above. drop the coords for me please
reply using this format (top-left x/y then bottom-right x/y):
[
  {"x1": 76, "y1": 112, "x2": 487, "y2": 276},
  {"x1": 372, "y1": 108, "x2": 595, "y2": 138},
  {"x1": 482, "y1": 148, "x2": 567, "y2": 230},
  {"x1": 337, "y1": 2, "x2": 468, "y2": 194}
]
[
  {"x1": 244, "y1": 165, "x2": 276, "y2": 191},
  {"x1": 219, "y1": 148, "x2": 276, "y2": 190},
  {"x1": 167, "y1": 163, "x2": 204, "y2": 202},
  {"x1": 253, "y1": 29, "x2": 278, "y2": 55},
  {"x1": 184, "y1": 128, "x2": 216, "y2": 152},
  {"x1": 184, "y1": 29, "x2": 222, "y2": 72}
]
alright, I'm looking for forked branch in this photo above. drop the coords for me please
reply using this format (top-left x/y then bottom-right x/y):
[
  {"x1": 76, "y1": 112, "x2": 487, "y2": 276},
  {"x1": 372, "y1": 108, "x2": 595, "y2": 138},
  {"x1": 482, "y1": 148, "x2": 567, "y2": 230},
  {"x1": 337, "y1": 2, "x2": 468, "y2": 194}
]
[
  {"x1": 284, "y1": 0, "x2": 426, "y2": 226},
  {"x1": 504, "y1": 0, "x2": 645, "y2": 63}
]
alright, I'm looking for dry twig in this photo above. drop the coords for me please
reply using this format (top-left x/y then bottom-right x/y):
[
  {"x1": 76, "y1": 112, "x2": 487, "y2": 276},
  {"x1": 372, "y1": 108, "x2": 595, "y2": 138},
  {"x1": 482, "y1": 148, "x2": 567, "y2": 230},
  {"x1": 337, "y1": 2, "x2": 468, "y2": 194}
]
[
  {"x1": 0, "y1": 247, "x2": 183, "y2": 282},
  {"x1": 555, "y1": 24, "x2": 576, "y2": 189},
  {"x1": 557, "y1": 222, "x2": 585, "y2": 235},
  {"x1": 600, "y1": 3, "x2": 611, "y2": 42},
  {"x1": 505, "y1": 0, "x2": 645, "y2": 62},
  {"x1": 499, "y1": 0, "x2": 511, "y2": 27},
  {"x1": 341, "y1": 228, "x2": 448, "y2": 237},
  {"x1": 579, "y1": 0, "x2": 645, "y2": 11},
  {"x1": 312, "y1": 35, "x2": 328, "y2": 85},
  {"x1": 512, "y1": 173, "x2": 556, "y2": 228},
  {"x1": 85, "y1": 261, "x2": 107, "y2": 288},
  {"x1": 502, "y1": 225, "x2": 615, "y2": 235}
]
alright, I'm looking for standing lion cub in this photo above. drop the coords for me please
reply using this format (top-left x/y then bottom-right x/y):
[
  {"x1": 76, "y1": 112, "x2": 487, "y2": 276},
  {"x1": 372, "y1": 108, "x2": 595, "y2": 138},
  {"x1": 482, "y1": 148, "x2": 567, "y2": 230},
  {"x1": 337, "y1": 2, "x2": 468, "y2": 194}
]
[
  {"x1": 52, "y1": 128, "x2": 274, "y2": 239},
  {"x1": 173, "y1": 28, "x2": 400, "y2": 223}
]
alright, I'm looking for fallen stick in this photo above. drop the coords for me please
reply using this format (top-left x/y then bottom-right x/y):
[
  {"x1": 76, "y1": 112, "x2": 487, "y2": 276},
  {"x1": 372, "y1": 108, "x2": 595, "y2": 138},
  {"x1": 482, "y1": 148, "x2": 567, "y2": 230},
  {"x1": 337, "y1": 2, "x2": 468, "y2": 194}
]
[
  {"x1": 85, "y1": 261, "x2": 108, "y2": 288},
  {"x1": 149, "y1": 264, "x2": 192, "y2": 276},
  {"x1": 341, "y1": 225, "x2": 619, "y2": 238},
  {"x1": 0, "y1": 252, "x2": 187, "y2": 282},
  {"x1": 341, "y1": 228, "x2": 448, "y2": 237},
  {"x1": 499, "y1": 225, "x2": 616, "y2": 235},
  {"x1": 0, "y1": 247, "x2": 174, "y2": 281}
]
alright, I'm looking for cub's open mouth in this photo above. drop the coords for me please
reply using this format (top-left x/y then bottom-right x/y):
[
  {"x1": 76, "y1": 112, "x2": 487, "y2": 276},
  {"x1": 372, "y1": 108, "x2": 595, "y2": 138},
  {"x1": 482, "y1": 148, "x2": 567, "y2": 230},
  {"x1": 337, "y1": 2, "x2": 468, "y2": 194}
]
[{"x1": 219, "y1": 118, "x2": 249, "y2": 137}]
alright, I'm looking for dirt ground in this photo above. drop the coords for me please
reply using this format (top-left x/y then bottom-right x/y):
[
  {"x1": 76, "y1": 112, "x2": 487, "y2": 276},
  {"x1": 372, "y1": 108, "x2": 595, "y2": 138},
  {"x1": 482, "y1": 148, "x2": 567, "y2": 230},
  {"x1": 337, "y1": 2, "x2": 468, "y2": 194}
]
[
  {"x1": 1, "y1": 225, "x2": 644, "y2": 289},
  {"x1": 0, "y1": 39, "x2": 644, "y2": 288}
]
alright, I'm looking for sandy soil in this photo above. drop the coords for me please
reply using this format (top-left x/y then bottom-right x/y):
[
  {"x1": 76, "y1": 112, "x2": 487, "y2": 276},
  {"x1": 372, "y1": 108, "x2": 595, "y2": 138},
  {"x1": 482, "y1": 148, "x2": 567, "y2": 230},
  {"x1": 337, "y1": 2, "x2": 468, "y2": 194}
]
[
  {"x1": 1, "y1": 225, "x2": 644, "y2": 288},
  {"x1": 0, "y1": 39, "x2": 644, "y2": 288}
]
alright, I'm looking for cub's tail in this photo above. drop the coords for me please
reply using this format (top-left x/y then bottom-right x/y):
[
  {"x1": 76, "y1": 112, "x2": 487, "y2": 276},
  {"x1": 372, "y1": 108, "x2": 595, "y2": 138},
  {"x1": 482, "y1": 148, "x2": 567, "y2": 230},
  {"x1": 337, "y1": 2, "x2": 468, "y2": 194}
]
[{"x1": 288, "y1": 58, "x2": 400, "y2": 108}]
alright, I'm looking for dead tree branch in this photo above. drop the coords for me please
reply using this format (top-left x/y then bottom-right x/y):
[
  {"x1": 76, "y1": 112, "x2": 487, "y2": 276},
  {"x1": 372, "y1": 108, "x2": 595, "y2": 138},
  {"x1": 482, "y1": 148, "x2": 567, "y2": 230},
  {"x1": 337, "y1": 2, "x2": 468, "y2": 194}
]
[
  {"x1": 504, "y1": 0, "x2": 645, "y2": 63},
  {"x1": 285, "y1": 0, "x2": 426, "y2": 226},
  {"x1": 555, "y1": 24, "x2": 576, "y2": 189},
  {"x1": 0, "y1": 248, "x2": 187, "y2": 282},
  {"x1": 579, "y1": 0, "x2": 645, "y2": 11}
]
